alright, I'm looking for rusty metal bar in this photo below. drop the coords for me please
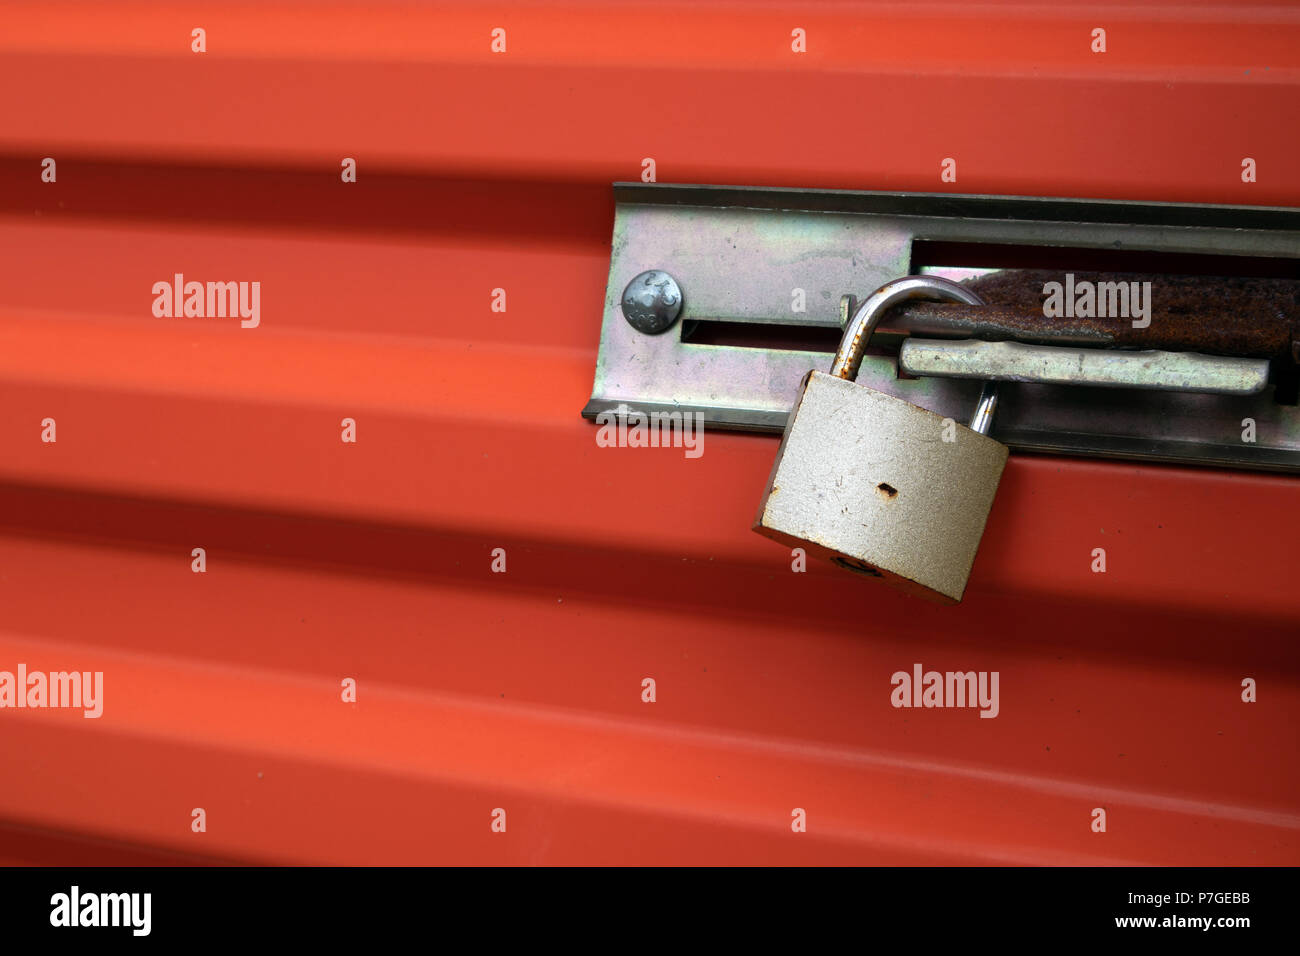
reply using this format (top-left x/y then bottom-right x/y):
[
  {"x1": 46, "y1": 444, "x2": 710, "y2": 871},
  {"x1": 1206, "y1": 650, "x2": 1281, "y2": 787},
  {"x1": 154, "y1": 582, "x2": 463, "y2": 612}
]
[{"x1": 887, "y1": 271, "x2": 1300, "y2": 360}]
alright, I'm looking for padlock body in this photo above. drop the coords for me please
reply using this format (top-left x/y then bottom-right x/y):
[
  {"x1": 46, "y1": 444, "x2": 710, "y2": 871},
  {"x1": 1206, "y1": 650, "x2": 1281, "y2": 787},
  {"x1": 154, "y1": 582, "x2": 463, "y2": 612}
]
[{"x1": 754, "y1": 371, "x2": 1008, "y2": 604}]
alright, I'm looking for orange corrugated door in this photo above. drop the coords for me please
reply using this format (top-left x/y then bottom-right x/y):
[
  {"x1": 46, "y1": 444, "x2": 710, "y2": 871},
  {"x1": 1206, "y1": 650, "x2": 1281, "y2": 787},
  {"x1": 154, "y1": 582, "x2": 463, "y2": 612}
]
[{"x1": 0, "y1": 1, "x2": 1296, "y2": 864}]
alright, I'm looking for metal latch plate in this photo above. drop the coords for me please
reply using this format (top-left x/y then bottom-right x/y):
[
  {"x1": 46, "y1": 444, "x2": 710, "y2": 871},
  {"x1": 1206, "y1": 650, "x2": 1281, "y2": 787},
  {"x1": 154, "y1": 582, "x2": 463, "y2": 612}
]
[{"x1": 582, "y1": 184, "x2": 1300, "y2": 472}]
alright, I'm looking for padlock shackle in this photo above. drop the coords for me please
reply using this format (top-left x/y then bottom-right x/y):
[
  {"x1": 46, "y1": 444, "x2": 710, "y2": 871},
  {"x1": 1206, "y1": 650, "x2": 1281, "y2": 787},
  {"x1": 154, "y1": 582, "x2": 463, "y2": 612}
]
[
  {"x1": 968, "y1": 381, "x2": 1000, "y2": 436},
  {"x1": 831, "y1": 276, "x2": 985, "y2": 382}
]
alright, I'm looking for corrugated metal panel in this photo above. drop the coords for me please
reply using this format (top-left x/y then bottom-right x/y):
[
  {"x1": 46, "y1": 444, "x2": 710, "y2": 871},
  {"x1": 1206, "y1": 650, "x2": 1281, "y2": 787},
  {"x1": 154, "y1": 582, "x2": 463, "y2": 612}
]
[{"x1": 0, "y1": 1, "x2": 1297, "y2": 864}]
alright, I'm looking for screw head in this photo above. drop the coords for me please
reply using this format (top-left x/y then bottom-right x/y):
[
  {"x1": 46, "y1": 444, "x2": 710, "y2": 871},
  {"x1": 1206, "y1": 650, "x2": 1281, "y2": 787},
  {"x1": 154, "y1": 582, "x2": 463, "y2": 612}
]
[{"x1": 621, "y1": 270, "x2": 683, "y2": 335}]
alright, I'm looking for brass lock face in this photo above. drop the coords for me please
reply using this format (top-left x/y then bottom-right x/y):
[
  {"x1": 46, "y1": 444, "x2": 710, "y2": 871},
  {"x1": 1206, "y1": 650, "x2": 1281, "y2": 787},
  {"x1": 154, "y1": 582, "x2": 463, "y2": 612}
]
[{"x1": 753, "y1": 276, "x2": 1008, "y2": 604}]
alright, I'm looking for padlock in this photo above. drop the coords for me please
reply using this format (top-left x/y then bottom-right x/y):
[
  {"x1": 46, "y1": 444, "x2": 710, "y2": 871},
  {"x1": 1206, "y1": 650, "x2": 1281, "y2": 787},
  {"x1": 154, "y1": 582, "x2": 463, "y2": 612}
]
[{"x1": 753, "y1": 276, "x2": 1008, "y2": 604}]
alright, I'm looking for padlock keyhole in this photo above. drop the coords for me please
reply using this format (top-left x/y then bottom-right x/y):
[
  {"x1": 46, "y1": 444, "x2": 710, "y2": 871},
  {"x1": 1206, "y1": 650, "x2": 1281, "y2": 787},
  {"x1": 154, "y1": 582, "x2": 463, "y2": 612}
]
[{"x1": 832, "y1": 557, "x2": 883, "y2": 577}]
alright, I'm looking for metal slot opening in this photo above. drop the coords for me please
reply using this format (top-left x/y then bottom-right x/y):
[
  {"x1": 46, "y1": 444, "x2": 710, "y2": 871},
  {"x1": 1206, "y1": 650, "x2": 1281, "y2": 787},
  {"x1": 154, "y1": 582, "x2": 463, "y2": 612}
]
[
  {"x1": 681, "y1": 320, "x2": 843, "y2": 353},
  {"x1": 909, "y1": 241, "x2": 1300, "y2": 279}
]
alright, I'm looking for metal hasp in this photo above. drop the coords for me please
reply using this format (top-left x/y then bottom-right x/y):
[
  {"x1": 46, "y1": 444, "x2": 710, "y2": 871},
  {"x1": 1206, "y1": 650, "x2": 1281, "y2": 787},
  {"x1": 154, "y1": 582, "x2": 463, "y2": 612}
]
[
  {"x1": 899, "y1": 340, "x2": 1271, "y2": 396},
  {"x1": 582, "y1": 183, "x2": 1300, "y2": 472}
]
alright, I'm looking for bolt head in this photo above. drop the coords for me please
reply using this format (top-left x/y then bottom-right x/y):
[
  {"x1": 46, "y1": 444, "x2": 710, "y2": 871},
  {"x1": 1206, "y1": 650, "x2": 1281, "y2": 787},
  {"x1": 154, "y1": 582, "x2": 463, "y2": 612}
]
[{"x1": 621, "y1": 270, "x2": 683, "y2": 335}]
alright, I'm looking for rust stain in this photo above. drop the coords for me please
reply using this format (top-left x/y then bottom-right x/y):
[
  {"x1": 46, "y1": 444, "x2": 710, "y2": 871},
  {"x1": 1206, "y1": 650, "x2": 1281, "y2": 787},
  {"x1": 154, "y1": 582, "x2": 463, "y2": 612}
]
[{"x1": 894, "y1": 270, "x2": 1298, "y2": 360}]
